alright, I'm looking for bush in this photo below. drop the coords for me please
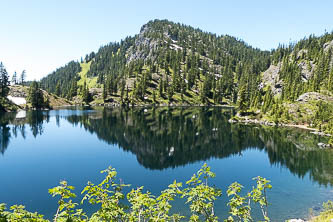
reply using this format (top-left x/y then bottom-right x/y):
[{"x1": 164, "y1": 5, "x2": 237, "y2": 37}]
[{"x1": 0, "y1": 164, "x2": 272, "y2": 222}]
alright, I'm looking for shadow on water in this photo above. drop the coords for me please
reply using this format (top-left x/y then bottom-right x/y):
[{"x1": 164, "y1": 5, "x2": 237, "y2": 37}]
[{"x1": 1, "y1": 107, "x2": 333, "y2": 186}]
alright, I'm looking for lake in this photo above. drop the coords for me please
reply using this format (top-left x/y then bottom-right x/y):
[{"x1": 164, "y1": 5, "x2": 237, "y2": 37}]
[{"x1": 0, "y1": 107, "x2": 333, "y2": 221}]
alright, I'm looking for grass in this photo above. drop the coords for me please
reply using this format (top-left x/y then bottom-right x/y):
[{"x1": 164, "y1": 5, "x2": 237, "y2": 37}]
[{"x1": 77, "y1": 61, "x2": 100, "y2": 89}]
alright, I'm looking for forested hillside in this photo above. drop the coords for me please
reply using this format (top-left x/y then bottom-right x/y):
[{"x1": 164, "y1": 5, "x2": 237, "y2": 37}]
[
  {"x1": 258, "y1": 32, "x2": 333, "y2": 136},
  {"x1": 40, "y1": 19, "x2": 333, "y2": 137},
  {"x1": 41, "y1": 61, "x2": 81, "y2": 99},
  {"x1": 41, "y1": 19, "x2": 271, "y2": 106}
]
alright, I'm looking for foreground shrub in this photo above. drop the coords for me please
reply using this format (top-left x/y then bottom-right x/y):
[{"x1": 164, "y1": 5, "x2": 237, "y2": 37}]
[{"x1": 0, "y1": 164, "x2": 272, "y2": 222}]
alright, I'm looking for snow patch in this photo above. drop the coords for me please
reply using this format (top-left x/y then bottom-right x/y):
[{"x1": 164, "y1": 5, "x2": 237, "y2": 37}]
[
  {"x1": 170, "y1": 43, "x2": 183, "y2": 50},
  {"x1": 7, "y1": 96, "x2": 26, "y2": 105}
]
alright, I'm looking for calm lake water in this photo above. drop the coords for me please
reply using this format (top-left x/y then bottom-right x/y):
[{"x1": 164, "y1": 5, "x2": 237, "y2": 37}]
[{"x1": 1, "y1": 107, "x2": 333, "y2": 221}]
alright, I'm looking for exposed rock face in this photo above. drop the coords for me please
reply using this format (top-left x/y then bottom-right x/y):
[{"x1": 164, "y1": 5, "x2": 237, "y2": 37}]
[
  {"x1": 126, "y1": 24, "x2": 185, "y2": 64},
  {"x1": 261, "y1": 59, "x2": 315, "y2": 95},
  {"x1": 260, "y1": 40, "x2": 333, "y2": 96},
  {"x1": 296, "y1": 92, "x2": 333, "y2": 102},
  {"x1": 296, "y1": 49, "x2": 308, "y2": 59},
  {"x1": 298, "y1": 60, "x2": 315, "y2": 82},
  {"x1": 261, "y1": 63, "x2": 283, "y2": 95},
  {"x1": 126, "y1": 25, "x2": 160, "y2": 63},
  {"x1": 324, "y1": 40, "x2": 333, "y2": 69},
  {"x1": 324, "y1": 39, "x2": 333, "y2": 52},
  {"x1": 89, "y1": 87, "x2": 102, "y2": 97},
  {"x1": 9, "y1": 85, "x2": 28, "y2": 97}
]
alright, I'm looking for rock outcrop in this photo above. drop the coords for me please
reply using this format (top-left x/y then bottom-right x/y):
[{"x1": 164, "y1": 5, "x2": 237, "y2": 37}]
[
  {"x1": 298, "y1": 60, "x2": 315, "y2": 82},
  {"x1": 8, "y1": 85, "x2": 72, "y2": 109},
  {"x1": 296, "y1": 92, "x2": 333, "y2": 102},
  {"x1": 260, "y1": 63, "x2": 283, "y2": 95},
  {"x1": 126, "y1": 25, "x2": 160, "y2": 63},
  {"x1": 324, "y1": 39, "x2": 333, "y2": 52}
]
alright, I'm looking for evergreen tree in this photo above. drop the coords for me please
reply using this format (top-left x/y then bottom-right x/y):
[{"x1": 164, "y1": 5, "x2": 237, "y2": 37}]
[
  {"x1": 158, "y1": 78, "x2": 163, "y2": 97},
  {"x1": 68, "y1": 80, "x2": 78, "y2": 99},
  {"x1": 82, "y1": 81, "x2": 91, "y2": 104},
  {"x1": 11, "y1": 71, "x2": 17, "y2": 85},
  {"x1": 125, "y1": 86, "x2": 129, "y2": 104},
  {"x1": 198, "y1": 85, "x2": 204, "y2": 104},
  {"x1": 20, "y1": 70, "x2": 26, "y2": 85},
  {"x1": 0, "y1": 62, "x2": 10, "y2": 97},
  {"x1": 40, "y1": 19, "x2": 272, "y2": 106},
  {"x1": 55, "y1": 82, "x2": 61, "y2": 96},
  {"x1": 102, "y1": 83, "x2": 107, "y2": 101},
  {"x1": 152, "y1": 90, "x2": 156, "y2": 103},
  {"x1": 167, "y1": 87, "x2": 173, "y2": 102},
  {"x1": 27, "y1": 81, "x2": 45, "y2": 109},
  {"x1": 40, "y1": 61, "x2": 81, "y2": 97}
]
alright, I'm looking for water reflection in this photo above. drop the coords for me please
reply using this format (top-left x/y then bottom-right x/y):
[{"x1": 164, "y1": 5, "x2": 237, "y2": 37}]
[
  {"x1": 1, "y1": 107, "x2": 333, "y2": 186},
  {"x1": 0, "y1": 110, "x2": 48, "y2": 154}
]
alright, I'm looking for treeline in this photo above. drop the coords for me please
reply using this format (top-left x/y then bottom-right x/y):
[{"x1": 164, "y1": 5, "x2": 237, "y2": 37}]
[
  {"x1": 40, "y1": 19, "x2": 271, "y2": 105},
  {"x1": 258, "y1": 31, "x2": 333, "y2": 137},
  {"x1": 91, "y1": 19, "x2": 271, "y2": 105},
  {"x1": 0, "y1": 62, "x2": 13, "y2": 111},
  {"x1": 39, "y1": 19, "x2": 333, "y2": 136},
  {"x1": 0, "y1": 62, "x2": 10, "y2": 98},
  {"x1": 40, "y1": 61, "x2": 81, "y2": 99},
  {"x1": 0, "y1": 62, "x2": 28, "y2": 87}
]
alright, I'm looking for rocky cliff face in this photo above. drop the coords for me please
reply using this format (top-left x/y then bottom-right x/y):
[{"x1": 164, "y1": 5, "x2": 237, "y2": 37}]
[
  {"x1": 126, "y1": 25, "x2": 161, "y2": 63},
  {"x1": 261, "y1": 38, "x2": 333, "y2": 97},
  {"x1": 260, "y1": 63, "x2": 283, "y2": 95}
]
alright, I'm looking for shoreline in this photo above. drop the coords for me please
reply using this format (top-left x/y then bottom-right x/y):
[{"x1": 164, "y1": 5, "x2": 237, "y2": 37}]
[
  {"x1": 229, "y1": 117, "x2": 332, "y2": 139},
  {"x1": 6, "y1": 105, "x2": 333, "y2": 139}
]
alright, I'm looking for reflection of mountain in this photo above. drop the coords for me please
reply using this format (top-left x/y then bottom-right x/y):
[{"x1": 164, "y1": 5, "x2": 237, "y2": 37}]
[
  {"x1": 65, "y1": 107, "x2": 333, "y2": 186},
  {"x1": 1, "y1": 107, "x2": 333, "y2": 186},
  {"x1": 66, "y1": 107, "x2": 261, "y2": 169},
  {"x1": 258, "y1": 128, "x2": 333, "y2": 186}
]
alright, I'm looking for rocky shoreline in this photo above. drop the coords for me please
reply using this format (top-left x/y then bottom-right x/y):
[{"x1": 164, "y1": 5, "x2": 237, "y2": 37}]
[{"x1": 229, "y1": 117, "x2": 332, "y2": 148}]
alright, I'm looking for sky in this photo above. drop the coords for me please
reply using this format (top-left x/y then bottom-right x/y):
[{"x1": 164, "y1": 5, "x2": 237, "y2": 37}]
[{"x1": 1, "y1": 0, "x2": 333, "y2": 81}]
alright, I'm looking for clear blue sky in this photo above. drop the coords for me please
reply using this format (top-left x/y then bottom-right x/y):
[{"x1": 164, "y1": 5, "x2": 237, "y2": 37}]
[{"x1": 1, "y1": 0, "x2": 333, "y2": 80}]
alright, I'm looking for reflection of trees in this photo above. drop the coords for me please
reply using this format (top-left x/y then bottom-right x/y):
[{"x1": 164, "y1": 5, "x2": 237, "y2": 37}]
[
  {"x1": 26, "y1": 111, "x2": 47, "y2": 137},
  {"x1": 0, "y1": 112, "x2": 15, "y2": 154},
  {"x1": 0, "y1": 111, "x2": 50, "y2": 154},
  {"x1": 65, "y1": 107, "x2": 333, "y2": 186},
  {"x1": 66, "y1": 107, "x2": 251, "y2": 169},
  {"x1": 258, "y1": 127, "x2": 333, "y2": 186},
  {"x1": 0, "y1": 123, "x2": 11, "y2": 154},
  {"x1": 1, "y1": 107, "x2": 333, "y2": 186}
]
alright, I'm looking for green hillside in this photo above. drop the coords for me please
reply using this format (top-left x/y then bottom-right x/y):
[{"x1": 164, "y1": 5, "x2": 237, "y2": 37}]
[
  {"x1": 39, "y1": 19, "x2": 333, "y2": 139},
  {"x1": 41, "y1": 19, "x2": 270, "y2": 106},
  {"x1": 77, "y1": 61, "x2": 99, "y2": 89}
]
